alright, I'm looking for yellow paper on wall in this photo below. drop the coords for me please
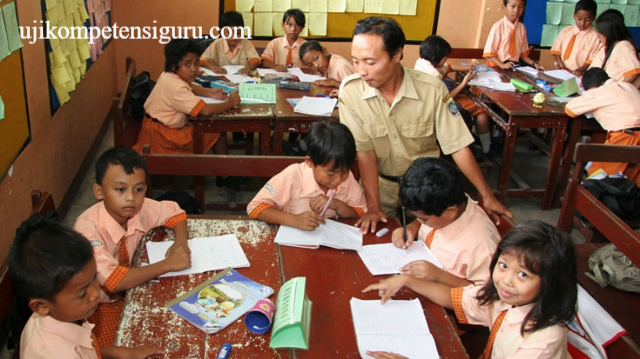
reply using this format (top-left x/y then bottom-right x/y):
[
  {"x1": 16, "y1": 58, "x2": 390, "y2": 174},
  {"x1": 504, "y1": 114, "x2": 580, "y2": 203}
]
[
  {"x1": 309, "y1": 0, "x2": 327, "y2": 12},
  {"x1": 273, "y1": 0, "x2": 291, "y2": 12},
  {"x1": 254, "y1": 0, "x2": 272, "y2": 12},
  {"x1": 272, "y1": 13, "x2": 285, "y2": 36},
  {"x1": 2, "y1": 2, "x2": 24, "y2": 52},
  {"x1": 381, "y1": 0, "x2": 399, "y2": 14},
  {"x1": 399, "y1": 0, "x2": 417, "y2": 15},
  {"x1": 254, "y1": 12, "x2": 273, "y2": 36},
  {"x1": 328, "y1": 0, "x2": 346, "y2": 12},
  {"x1": 292, "y1": 0, "x2": 310, "y2": 12},
  {"x1": 236, "y1": 0, "x2": 254, "y2": 12},
  {"x1": 346, "y1": 0, "x2": 363, "y2": 12},
  {"x1": 363, "y1": 0, "x2": 382, "y2": 13},
  {"x1": 308, "y1": 12, "x2": 327, "y2": 36}
]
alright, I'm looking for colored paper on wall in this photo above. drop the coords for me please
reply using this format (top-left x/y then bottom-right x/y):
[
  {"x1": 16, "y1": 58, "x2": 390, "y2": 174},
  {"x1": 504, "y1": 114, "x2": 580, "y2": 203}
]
[
  {"x1": 236, "y1": 0, "x2": 254, "y2": 11},
  {"x1": 540, "y1": 24, "x2": 559, "y2": 47},
  {"x1": 254, "y1": 0, "x2": 272, "y2": 12},
  {"x1": 254, "y1": 12, "x2": 273, "y2": 36},
  {"x1": 273, "y1": 0, "x2": 291, "y2": 12},
  {"x1": 560, "y1": 3, "x2": 575, "y2": 25},
  {"x1": 0, "y1": 94, "x2": 5, "y2": 120},
  {"x1": 2, "y1": 2, "x2": 23, "y2": 52},
  {"x1": 346, "y1": 0, "x2": 363, "y2": 12},
  {"x1": 292, "y1": 0, "x2": 310, "y2": 12},
  {"x1": 364, "y1": 0, "x2": 382, "y2": 13},
  {"x1": 381, "y1": 0, "x2": 399, "y2": 14},
  {"x1": 241, "y1": 12, "x2": 254, "y2": 36},
  {"x1": 309, "y1": 0, "x2": 327, "y2": 12},
  {"x1": 0, "y1": 7, "x2": 10, "y2": 62},
  {"x1": 308, "y1": 12, "x2": 327, "y2": 35},
  {"x1": 272, "y1": 12, "x2": 284, "y2": 36},
  {"x1": 546, "y1": 2, "x2": 562, "y2": 25},
  {"x1": 328, "y1": 0, "x2": 346, "y2": 12}
]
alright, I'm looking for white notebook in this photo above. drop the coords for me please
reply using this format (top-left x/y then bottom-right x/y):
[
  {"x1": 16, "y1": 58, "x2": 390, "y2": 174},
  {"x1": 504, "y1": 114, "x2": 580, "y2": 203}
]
[
  {"x1": 357, "y1": 241, "x2": 443, "y2": 276},
  {"x1": 146, "y1": 234, "x2": 250, "y2": 277},
  {"x1": 350, "y1": 298, "x2": 439, "y2": 359},
  {"x1": 274, "y1": 219, "x2": 363, "y2": 251}
]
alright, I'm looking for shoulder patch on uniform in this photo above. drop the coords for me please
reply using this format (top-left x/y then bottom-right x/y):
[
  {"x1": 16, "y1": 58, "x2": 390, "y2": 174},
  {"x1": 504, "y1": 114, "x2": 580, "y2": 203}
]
[
  {"x1": 448, "y1": 101, "x2": 460, "y2": 117},
  {"x1": 90, "y1": 240, "x2": 102, "y2": 247},
  {"x1": 443, "y1": 93, "x2": 451, "y2": 103},
  {"x1": 264, "y1": 183, "x2": 275, "y2": 195}
]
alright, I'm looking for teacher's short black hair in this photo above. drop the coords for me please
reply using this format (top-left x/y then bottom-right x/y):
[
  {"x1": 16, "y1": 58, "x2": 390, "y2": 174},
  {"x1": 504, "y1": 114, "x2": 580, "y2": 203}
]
[
  {"x1": 306, "y1": 121, "x2": 356, "y2": 171},
  {"x1": 353, "y1": 17, "x2": 405, "y2": 60}
]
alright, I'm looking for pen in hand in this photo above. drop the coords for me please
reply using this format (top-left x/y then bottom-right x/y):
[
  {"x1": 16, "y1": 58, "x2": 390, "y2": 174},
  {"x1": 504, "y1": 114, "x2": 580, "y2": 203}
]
[
  {"x1": 320, "y1": 189, "x2": 337, "y2": 217},
  {"x1": 401, "y1": 207, "x2": 408, "y2": 249}
]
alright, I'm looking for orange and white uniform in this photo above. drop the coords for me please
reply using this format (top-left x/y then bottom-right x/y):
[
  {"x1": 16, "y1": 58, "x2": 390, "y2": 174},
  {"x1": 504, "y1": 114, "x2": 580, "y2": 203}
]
[
  {"x1": 566, "y1": 79, "x2": 640, "y2": 184},
  {"x1": 326, "y1": 53, "x2": 355, "y2": 82},
  {"x1": 261, "y1": 37, "x2": 307, "y2": 68},
  {"x1": 133, "y1": 72, "x2": 220, "y2": 154},
  {"x1": 483, "y1": 16, "x2": 531, "y2": 66},
  {"x1": 199, "y1": 38, "x2": 260, "y2": 67},
  {"x1": 451, "y1": 285, "x2": 571, "y2": 359},
  {"x1": 74, "y1": 199, "x2": 185, "y2": 347},
  {"x1": 416, "y1": 195, "x2": 499, "y2": 286},
  {"x1": 588, "y1": 40, "x2": 640, "y2": 81},
  {"x1": 414, "y1": 59, "x2": 484, "y2": 117},
  {"x1": 551, "y1": 25, "x2": 601, "y2": 72},
  {"x1": 247, "y1": 162, "x2": 367, "y2": 219},
  {"x1": 21, "y1": 313, "x2": 99, "y2": 359}
]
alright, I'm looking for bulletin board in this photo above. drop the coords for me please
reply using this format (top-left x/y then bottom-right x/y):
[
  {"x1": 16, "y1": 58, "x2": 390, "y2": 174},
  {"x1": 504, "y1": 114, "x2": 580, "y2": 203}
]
[
  {"x1": 0, "y1": 0, "x2": 30, "y2": 178},
  {"x1": 523, "y1": 0, "x2": 640, "y2": 47},
  {"x1": 222, "y1": 0, "x2": 440, "y2": 43}
]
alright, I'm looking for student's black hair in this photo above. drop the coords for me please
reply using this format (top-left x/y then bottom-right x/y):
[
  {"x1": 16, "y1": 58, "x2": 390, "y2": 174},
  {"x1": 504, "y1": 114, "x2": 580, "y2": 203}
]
[
  {"x1": 283, "y1": 9, "x2": 306, "y2": 28},
  {"x1": 503, "y1": 0, "x2": 527, "y2": 5},
  {"x1": 164, "y1": 38, "x2": 203, "y2": 73},
  {"x1": 221, "y1": 11, "x2": 244, "y2": 28},
  {"x1": 582, "y1": 67, "x2": 610, "y2": 90},
  {"x1": 398, "y1": 158, "x2": 466, "y2": 216},
  {"x1": 575, "y1": 0, "x2": 597, "y2": 17},
  {"x1": 476, "y1": 220, "x2": 577, "y2": 335},
  {"x1": 95, "y1": 146, "x2": 148, "y2": 185},
  {"x1": 419, "y1": 35, "x2": 452, "y2": 66},
  {"x1": 299, "y1": 40, "x2": 324, "y2": 60},
  {"x1": 306, "y1": 121, "x2": 356, "y2": 171},
  {"x1": 596, "y1": 9, "x2": 639, "y2": 67},
  {"x1": 353, "y1": 17, "x2": 405, "y2": 60},
  {"x1": 9, "y1": 216, "x2": 94, "y2": 302}
]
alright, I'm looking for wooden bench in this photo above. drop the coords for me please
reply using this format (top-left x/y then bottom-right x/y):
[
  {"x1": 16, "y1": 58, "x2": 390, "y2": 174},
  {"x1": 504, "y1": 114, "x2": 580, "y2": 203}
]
[
  {"x1": 557, "y1": 143, "x2": 640, "y2": 357},
  {"x1": 112, "y1": 57, "x2": 140, "y2": 148},
  {"x1": 0, "y1": 191, "x2": 56, "y2": 358}
]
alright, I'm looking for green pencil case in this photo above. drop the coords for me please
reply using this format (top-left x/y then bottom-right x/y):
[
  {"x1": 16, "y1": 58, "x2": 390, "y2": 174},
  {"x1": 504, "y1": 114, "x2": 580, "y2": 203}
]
[{"x1": 510, "y1": 78, "x2": 533, "y2": 92}]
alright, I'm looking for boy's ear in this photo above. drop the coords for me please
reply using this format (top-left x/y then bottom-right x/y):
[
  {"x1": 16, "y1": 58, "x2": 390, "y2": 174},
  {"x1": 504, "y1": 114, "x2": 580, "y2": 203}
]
[
  {"x1": 29, "y1": 298, "x2": 51, "y2": 316},
  {"x1": 304, "y1": 156, "x2": 314, "y2": 168},
  {"x1": 93, "y1": 183, "x2": 104, "y2": 200},
  {"x1": 443, "y1": 204, "x2": 459, "y2": 219}
]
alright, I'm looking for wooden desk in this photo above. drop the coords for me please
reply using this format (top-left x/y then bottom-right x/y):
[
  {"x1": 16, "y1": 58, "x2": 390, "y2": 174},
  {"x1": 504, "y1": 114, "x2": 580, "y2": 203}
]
[
  {"x1": 467, "y1": 70, "x2": 570, "y2": 210},
  {"x1": 278, "y1": 218, "x2": 469, "y2": 358},
  {"x1": 117, "y1": 217, "x2": 468, "y2": 358},
  {"x1": 115, "y1": 217, "x2": 290, "y2": 358},
  {"x1": 272, "y1": 85, "x2": 339, "y2": 155}
]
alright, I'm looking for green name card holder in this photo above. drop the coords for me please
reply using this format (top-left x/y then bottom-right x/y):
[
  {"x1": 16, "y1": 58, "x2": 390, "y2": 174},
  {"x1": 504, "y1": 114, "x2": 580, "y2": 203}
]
[
  {"x1": 269, "y1": 277, "x2": 312, "y2": 350},
  {"x1": 553, "y1": 77, "x2": 579, "y2": 97},
  {"x1": 239, "y1": 83, "x2": 277, "y2": 104}
]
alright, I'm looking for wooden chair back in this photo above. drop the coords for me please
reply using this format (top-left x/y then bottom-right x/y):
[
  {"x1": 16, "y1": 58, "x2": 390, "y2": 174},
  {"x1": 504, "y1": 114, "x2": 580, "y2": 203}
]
[{"x1": 113, "y1": 57, "x2": 140, "y2": 148}]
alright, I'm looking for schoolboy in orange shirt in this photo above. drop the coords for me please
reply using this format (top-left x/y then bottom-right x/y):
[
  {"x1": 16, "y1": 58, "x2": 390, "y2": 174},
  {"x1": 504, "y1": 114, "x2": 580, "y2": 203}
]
[
  {"x1": 261, "y1": 9, "x2": 307, "y2": 71},
  {"x1": 483, "y1": 0, "x2": 541, "y2": 70},
  {"x1": 200, "y1": 11, "x2": 261, "y2": 75},
  {"x1": 247, "y1": 121, "x2": 367, "y2": 231},
  {"x1": 10, "y1": 218, "x2": 163, "y2": 358},
  {"x1": 390, "y1": 158, "x2": 500, "y2": 288},
  {"x1": 551, "y1": 0, "x2": 600, "y2": 77},
  {"x1": 74, "y1": 147, "x2": 191, "y2": 346}
]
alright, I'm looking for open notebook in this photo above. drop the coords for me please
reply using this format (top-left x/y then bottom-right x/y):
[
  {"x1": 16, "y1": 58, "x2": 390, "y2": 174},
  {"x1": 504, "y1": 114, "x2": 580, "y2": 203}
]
[
  {"x1": 350, "y1": 298, "x2": 439, "y2": 359},
  {"x1": 274, "y1": 219, "x2": 363, "y2": 251},
  {"x1": 358, "y1": 241, "x2": 443, "y2": 276}
]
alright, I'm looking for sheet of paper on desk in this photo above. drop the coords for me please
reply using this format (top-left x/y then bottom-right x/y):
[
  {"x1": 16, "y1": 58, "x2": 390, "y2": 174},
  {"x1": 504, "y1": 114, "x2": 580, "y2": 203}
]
[
  {"x1": 357, "y1": 241, "x2": 443, "y2": 276},
  {"x1": 350, "y1": 298, "x2": 439, "y2": 359},
  {"x1": 146, "y1": 234, "x2": 250, "y2": 277},
  {"x1": 286, "y1": 67, "x2": 326, "y2": 82},
  {"x1": 515, "y1": 66, "x2": 538, "y2": 77},
  {"x1": 544, "y1": 69, "x2": 576, "y2": 82},
  {"x1": 274, "y1": 219, "x2": 363, "y2": 250},
  {"x1": 293, "y1": 96, "x2": 337, "y2": 116},
  {"x1": 257, "y1": 68, "x2": 289, "y2": 77},
  {"x1": 225, "y1": 72, "x2": 255, "y2": 83},
  {"x1": 197, "y1": 95, "x2": 226, "y2": 104},
  {"x1": 200, "y1": 65, "x2": 246, "y2": 77}
]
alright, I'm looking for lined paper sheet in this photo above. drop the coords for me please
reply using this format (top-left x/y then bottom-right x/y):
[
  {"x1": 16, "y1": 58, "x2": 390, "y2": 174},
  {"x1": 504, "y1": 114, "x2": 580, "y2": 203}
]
[
  {"x1": 350, "y1": 298, "x2": 439, "y2": 359},
  {"x1": 274, "y1": 219, "x2": 362, "y2": 251},
  {"x1": 293, "y1": 96, "x2": 337, "y2": 116},
  {"x1": 358, "y1": 241, "x2": 443, "y2": 276},
  {"x1": 146, "y1": 234, "x2": 250, "y2": 277}
]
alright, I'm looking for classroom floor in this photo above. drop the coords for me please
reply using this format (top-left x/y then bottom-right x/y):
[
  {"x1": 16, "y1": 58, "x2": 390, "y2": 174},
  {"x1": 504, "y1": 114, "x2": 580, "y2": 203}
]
[{"x1": 0, "y1": 120, "x2": 586, "y2": 359}]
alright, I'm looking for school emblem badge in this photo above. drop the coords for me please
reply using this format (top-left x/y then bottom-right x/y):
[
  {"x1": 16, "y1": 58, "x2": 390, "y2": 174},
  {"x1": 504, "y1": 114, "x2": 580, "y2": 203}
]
[{"x1": 448, "y1": 101, "x2": 460, "y2": 116}]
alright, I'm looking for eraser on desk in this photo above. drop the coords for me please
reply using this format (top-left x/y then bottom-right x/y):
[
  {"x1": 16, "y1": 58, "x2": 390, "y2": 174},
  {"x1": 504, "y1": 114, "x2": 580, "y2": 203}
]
[{"x1": 376, "y1": 228, "x2": 390, "y2": 237}]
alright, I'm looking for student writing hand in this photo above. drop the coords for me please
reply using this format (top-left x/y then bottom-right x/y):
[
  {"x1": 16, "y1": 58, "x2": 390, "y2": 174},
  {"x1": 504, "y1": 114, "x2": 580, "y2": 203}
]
[
  {"x1": 499, "y1": 62, "x2": 515, "y2": 70},
  {"x1": 400, "y1": 260, "x2": 442, "y2": 281},
  {"x1": 227, "y1": 90, "x2": 241, "y2": 107},
  {"x1": 391, "y1": 226, "x2": 417, "y2": 249},
  {"x1": 205, "y1": 87, "x2": 227, "y2": 100},
  {"x1": 309, "y1": 195, "x2": 334, "y2": 215},
  {"x1": 163, "y1": 245, "x2": 191, "y2": 272},
  {"x1": 355, "y1": 209, "x2": 388, "y2": 234},
  {"x1": 212, "y1": 65, "x2": 227, "y2": 74},
  {"x1": 294, "y1": 211, "x2": 325, "y2": 231},
  {"x1": 165, "y1": 241, "x2": 191, "y2": 258},
  {"x1": 366, "y1": 351, "x2": 409, "y2": 359},
  {"x1": 462, "y1": 69, "x2": 476, "y2": 86},
  {"x1": 238, "y1": 66, "x2": 252, "y2": 75},
  {"x1": 362, "y1": 275, "x2": 407, "y2": 304},
  {"x1": 274, "y1": 64, "x2": 288, "y2": 72}
]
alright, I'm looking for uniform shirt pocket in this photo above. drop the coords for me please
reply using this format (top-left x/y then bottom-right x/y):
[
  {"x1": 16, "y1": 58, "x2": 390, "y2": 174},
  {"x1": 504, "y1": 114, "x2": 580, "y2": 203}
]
[
  {"x1": 364, "y1": 123, "x2": 390, "y2": 157},
  {"x1": 401, "y1": 123, "x2": 435, "y2": 154}
]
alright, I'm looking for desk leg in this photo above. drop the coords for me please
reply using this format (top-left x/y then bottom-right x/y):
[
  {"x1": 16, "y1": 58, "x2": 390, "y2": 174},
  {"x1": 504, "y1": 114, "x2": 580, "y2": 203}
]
[
  {"x1": 193, "y1": 127, "x2": 205, "y2": 213},
  {"x1": 542, "y1": 123, "x2": 567, "y2": 210},
  {"x1": 273, "y1": 121, "x2": 284, "y2": 155},
  {"x1": 554, "y1": 116, "x2": 584, "y2": 208},
  {"x1": 498, "y1": 123, "x2": 518, "y2": 202},
  {"x1": 261, "y1": 126, "x2": 271, "y2": 155}
]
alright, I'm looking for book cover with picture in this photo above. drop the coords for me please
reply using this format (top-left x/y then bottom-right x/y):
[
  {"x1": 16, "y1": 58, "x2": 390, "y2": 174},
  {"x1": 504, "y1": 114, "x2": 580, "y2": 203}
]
[{"x1": 166, "y1": 268, "x2": 274, "y2": 334}]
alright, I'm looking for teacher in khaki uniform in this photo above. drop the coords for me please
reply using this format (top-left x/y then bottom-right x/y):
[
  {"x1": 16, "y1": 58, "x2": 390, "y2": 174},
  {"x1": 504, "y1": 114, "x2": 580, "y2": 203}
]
[{"x1": 339, "y1": 17, "x2": 512, "y2": 234}]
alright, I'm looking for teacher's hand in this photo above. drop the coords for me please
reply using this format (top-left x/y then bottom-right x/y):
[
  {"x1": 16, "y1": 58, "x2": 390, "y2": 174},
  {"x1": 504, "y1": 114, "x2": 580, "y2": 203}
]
[{"x1": 355, "y1": 209, "x2": 388, "y2": 234}]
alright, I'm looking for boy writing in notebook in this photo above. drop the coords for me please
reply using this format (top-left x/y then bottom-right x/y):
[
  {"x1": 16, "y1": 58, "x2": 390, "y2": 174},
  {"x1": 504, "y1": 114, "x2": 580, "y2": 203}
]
[
  {"x1": 483, "y1": 0, "x2": 541, "y2": 70},
  {"x1": 74, "y1": 147, "x2": 191, "y2": 346},
  {"x1": 391, "y1": 158, "x2": 499, "y2": 287},
  {"x1": 10, "y1": 217, "x2": 163, "y2": 358},
  {"x1": 261, "y1": 9, "x2": 307, "y2": 71},
  {"x1": 199, "y1": 11, "x2": 261, "y2": 75},
  {"x1": 247, "y1": 121, "x2": 367, "y2": 231},
  {"x1": 551, "y1": 0, "x2": 600, "y2": 77},
  {"x1": 565, "y1": 67, "x2": 640, "y2": 185}
]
